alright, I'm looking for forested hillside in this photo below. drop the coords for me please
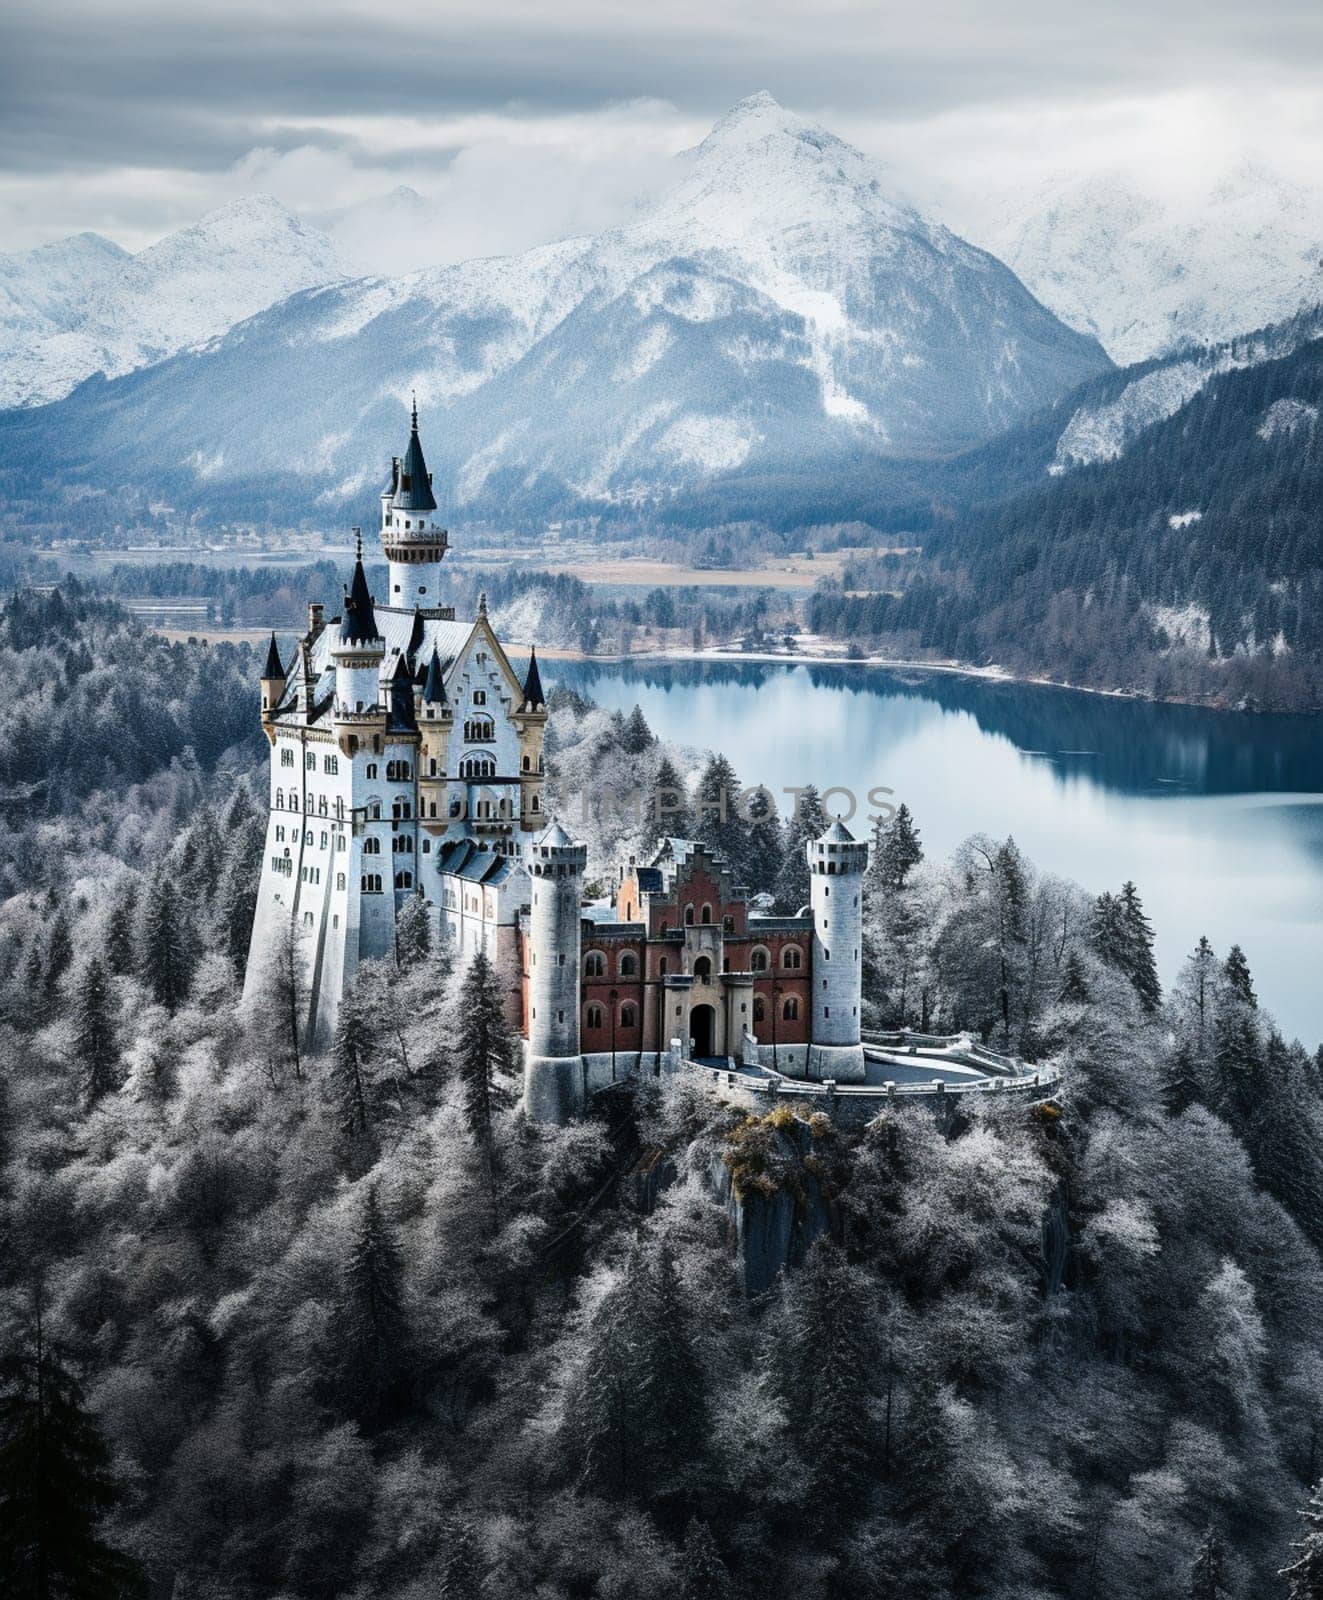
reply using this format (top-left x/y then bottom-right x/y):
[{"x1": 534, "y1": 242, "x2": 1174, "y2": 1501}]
[
  {"x1": 810, "y1": 328, "x2": 1323, "y2": 708},
  {"x1": 3, "y1": 594, "x2": 1323, "y2": 1599}
]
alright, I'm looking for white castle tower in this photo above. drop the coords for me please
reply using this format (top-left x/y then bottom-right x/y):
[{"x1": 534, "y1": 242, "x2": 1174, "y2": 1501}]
[
  {"x1": 523, "y1": 821, "x2": 588, "y2": 1123},
  {"x1": 807, "y1": 819, "x2": 868, "y2": 1081},
  {"x1": 381, "y1": 398, "x2": 449, "y2": 612}
]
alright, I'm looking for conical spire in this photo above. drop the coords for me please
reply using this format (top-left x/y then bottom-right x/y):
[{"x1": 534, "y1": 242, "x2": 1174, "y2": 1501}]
[
  {"x1": 387, "y1": 653, "x2": 418, "y2": 731},
  {"x1": 339, "y1": 546, "x2": 382, "y2": 646},
  {"x1": 521, "y1": 647, "x2": 545, "y2": 711},
  {"x1": 263, "y1": 631, "x2": 285, "y2": 679},
  {"x1": 406, "y1": 605, "x2": 425, "y2": 669},
  {"x1": 422, "y1": 646, "x2": 447, "y2": 706},
  {"x1": 392, "y1": 398, "x2": 437, "y2": 512}
]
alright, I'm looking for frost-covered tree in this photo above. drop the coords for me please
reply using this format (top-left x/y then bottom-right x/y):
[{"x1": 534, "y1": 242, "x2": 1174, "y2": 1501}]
[
  {"x1": 1282, "y1": 1483, "x2": 1323, "y2": 1600},
  {"x1": 72, "y1": 956, "x2": 119, "y2": 1107}
]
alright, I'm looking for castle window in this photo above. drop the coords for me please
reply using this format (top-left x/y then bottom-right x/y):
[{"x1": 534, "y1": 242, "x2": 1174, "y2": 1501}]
[
  {"x1": 276, "y1": 825, "x2": 285, "y2": 842},
  {"x1": 429, "y1": 758, "x2": 438, "y2": 776},
  {"x1": 473, "y1": 690, "x2": 486, "y2": 705},
  {"x1": 692, "y1": 956, "x2": 712, "y2": 982},
  {"x1": 584, "y1": 951, "x2": 606, "y2": 978},
  {"x1": 619, "y1": 952, "x2": 638, "y2": 977},
  {"x1": 701, "y1": 903, "x2": 712, "y2": 925},
  {"x1": 684, "y1": 906, "x2": 694, "y2": 926},
  {"x1": 450, "y1": 800, "x2": 463, "y2": 818},
  {"x1": 366, "y1": 763, "x2": 378, "y2": 779},
  {"x1": 621, "y1": 1003, "x2": 637, "y2": 1028},
  {"x1": 750, "y1": 947, "x2": 769, "y2": 972},
  {"x1": 306, "y1": 752, "x2": 315, "y2": 770},
  {"x1": 783, "y1": 996, "x2": 800, "y2": 1021},
  {"x1": 280, "y1": 747, "x2": 294, "y2": 768},
  {"x1": 532, "y1": 793, "x2": 540, "y2": 811},
  {"x1": 336, "y1": 798, "x2": 345, "y2": 819},
  {"x1": 304, "y1": 912, "x2": 314, "y2": 926},
  {"x1": 782, "y1": 947, "x2": 802, "y2": 970},
  {"x1": 363, "y1": 837, "x2": 381, "y2": 855},
  {"x1": 723, "y1": 915, "x2": 735, "y2": 933},
  {"x1": 361, "y1": 873, "x2": 383, "y2": 894},
  {"x1": 320, "y1": 832, "x2": 328, "y2": 849},
  {"x1": 336, "y1": 835, "x2": 345, "y2": 850},
  {"x1": 386, "y1": 759, "x2": 413, "y2": 782},
  {"x1": 336, "y1": 872, "x2": 345, "y2": 889},
  {"x1": 754, "y1": 996, "x2": 766, "y2": 1023},
  {"x1": 459, "y1": 754, "x2": 495, "y2": 780},
  {"x1": 586, "y1": 1004, "x2": 603, "y2": 1030},
  {"x1": 659, "y1": 957, "x2": 668, "y2": 977},
  {"x1": 395, "y1": 870, "x2": 414, "y2": 889},
  {"x1": 392, "y1": 797, "x2": 413, "y2": 820},
  {"x1": 522, "y1": 755, "x2": 531, "y2": 772},
  {"x1": 464, "y1": 716, "x2": 495, "y2": 742},
  {"x1": 367, "y1": 800, "x2": 382, "y2": 820},
  {"x1": 393, "y1": 835, "x2": 414, "y2": 853},
  {"x1": 318, "y1": 797, "x2": 327, "y2": 816},
  {"x1": 275, "y1": 788, "x2": 284, "y2": 808}
]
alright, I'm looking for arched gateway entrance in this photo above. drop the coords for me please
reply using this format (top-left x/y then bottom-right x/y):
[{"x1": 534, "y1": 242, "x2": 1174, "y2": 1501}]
[{"x1": 690, "y1": 1003, "x2": 718, "y2": 1061}]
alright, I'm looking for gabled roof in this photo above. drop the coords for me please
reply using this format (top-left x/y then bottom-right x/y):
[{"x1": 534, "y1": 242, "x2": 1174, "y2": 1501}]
[
  {"x1": 263, "y1": 632, "x2": 285, "y2": 679},
  {"x1": 406, "y1": 606, "x2": 426, "y2": 671},
  {"x1": 339, "y1": 552, "x2": 382, "y2": 646},
  {"x1": 392, "y1": 401, "x2": 438, "y2": 513}
]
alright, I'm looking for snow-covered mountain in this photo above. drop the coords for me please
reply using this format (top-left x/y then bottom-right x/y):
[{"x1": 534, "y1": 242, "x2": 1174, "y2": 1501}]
[
  {"x1": 0, "y1": 196, "x2": 350, "y2": 409},
  {"x1": 988, "y1": 165, "x2": 1323, "y2": 365},
  {"x1": 0, "y1": 94, "x2": 1109, "y2": 529}
]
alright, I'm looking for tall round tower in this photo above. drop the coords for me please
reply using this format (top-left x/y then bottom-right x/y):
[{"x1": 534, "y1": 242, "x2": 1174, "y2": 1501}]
[
  {"x1": 524, "y1": 819, "x2": 588, "y2": 1124},
  {"x1": 807, "y1": 818, "x2": 869, "y2": 1082},
  {"x1": 381, "y1": 401, "x2": 449, "y2": 613}
]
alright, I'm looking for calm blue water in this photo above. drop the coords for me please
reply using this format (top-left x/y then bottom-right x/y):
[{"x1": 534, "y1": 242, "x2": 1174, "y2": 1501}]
[{"x1": 555, "y1": 658, "x2": 1323, "y2": 1048}]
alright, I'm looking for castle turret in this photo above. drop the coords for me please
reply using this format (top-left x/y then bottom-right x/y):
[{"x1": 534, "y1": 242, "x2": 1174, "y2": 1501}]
[
  {"x1": 512, "y1": 647, "x2": 549, "y2": 833},
  {"x1": 381, "y1": 400, "x2": 449, "y2": 612},
  {"x1": 260, "y1": 632, "x2": 286, "y2": 736},
  {"x1": 524, "y1": 819, "x2": 587, "y2": 1123},
  {"x1": 332, "y1": 541, "x2": 386, "y2": 753},
  {"x1": 807, "y1": 818, "x2": 868, "y2": 1082}
]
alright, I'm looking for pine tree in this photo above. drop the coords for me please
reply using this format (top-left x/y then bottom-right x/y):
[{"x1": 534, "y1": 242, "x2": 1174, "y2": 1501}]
[
  {"x1": 774, "y1": 785, "x2": 829, "y2": 913},
  {"x1": 42, "y1": 910, "x2": 72, "y2": 1011},
  {"x1": 1119, "y1": 881, "x2": 1161, "y2": 1011},
  {"x1": 1162, "y1": 1041, "x2": 1203, "y2": 1117},
  {"x1": 692, "y1": 755, "x2": 749, "y2": 880},
  {"x1": 1089, "y1": 891, "x2": 1130, "y2": 971},
  {"x1": 1223, "y1": 944, "x2": 1257, "y2": 1008},
  {"x1": 742, "y1": 783, "x2": 784, "y2": 898},
  {"x1": 990, "y1": 839, "x2": 1030, "y2": 1044},
  {"x1": 641, "y1": 756, "x2": 692, "y2": 856},
  {"x1": 334, "y1": 1181, "x2": 410, "y2": 1430},
  {"x1": 394, "y1": 895, "x2": 432, "y2": 968},
  {"x1": 1190, "y1": 1524, "x2": 1227, "y2": 1600},
  {"x1": 73, "y1": 957, "x2": 119, "y2": 1107},
  {"x1": 104, "y1": 883, "x2": 138, "y2": 978},
  {"x1": 330, "y1": 985, "x2": 376, "y2": 1159},
  {"x1": 0, "y1": 1311, "x2": 147, "y2": 1599},
  {"x1": 1282, "y1": 1482, "x2": 1323, "y2": 1599},
  {"x1": 873, "y1": 804, "x2": 924, "y2": 893},
  {"x1": 1174, "y1": 935, "x2": 1219, "y2": 1061},
  {"x1": 621, "y1": 704, "x2": 654, "y2": 755},
  {"x1": 455, "y1": 950, "x2": 513, "y2": 1224},
  {"x1": 680, "y1": 1518, "x2": 734, "y2": 1600},
  {"x1": 1059, "y1": 950, "x2": 1090, "y2": 1004},
  {"x1": 138, "y1": 871, "x2": 196, "y2": 1012}
]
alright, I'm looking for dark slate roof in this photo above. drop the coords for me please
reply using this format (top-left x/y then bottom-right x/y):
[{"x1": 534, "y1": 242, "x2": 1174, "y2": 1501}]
[
  {"x1": 521, "y1": 647, "x2": 545, "y2": 710},
  {"x1": 392, "y1": 403, "x2": 438, "y2": 512},
  {"x1": 387, "y1": 654, "x2": 418, "y2": 732},
  {"x1": 422, "y1": 646, "x2": 447, "y2": 704},
  {"x1": 263, "y1": 632, "x2": 285, "y2": 679},
  {"x1": 406, "y1": 606, "x2": 426, "y2": 670},
  {"x1": 340, "y1": 554, "x2": 382, "y2": 646},
  {"x1": 635, "y1": 867, "x2": 664, "y2": 894}
]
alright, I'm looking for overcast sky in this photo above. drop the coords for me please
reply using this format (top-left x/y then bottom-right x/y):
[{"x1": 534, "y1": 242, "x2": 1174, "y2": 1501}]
[{"x1": 3, "y1": 0, "x2": 1322, "y2": 258}]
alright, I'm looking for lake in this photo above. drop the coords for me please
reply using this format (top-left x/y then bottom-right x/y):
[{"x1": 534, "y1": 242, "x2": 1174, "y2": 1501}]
[{"x1": 554, "y1": 658, "x2": 1323, "y2": 1048}]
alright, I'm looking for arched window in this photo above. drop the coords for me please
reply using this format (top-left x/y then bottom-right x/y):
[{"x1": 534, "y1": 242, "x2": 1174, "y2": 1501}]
[
  {"x1": 782, "y1": 996, "x2": 800, "y2": 1021},
  {"x1": 754, "y1": 996, "x2": 766, "y2": 1023},
  {"x1": 464, "y1": 716, "x2": 495, "y2": 742},
  {"x1": 584, "y1": 951, "x2": 606, "y2": 978},
  {"x1": 363, "y1": 836, "x2": 381, "y2": 855},
  {"x1": 619, "y1": 952, "x2": 638, "y2": 977},
  {"x1": 367, "y1": 799, "x2": 382, "y2": 820},
  {"x1": 620, "y1": 1002, "x2": 637, "y2": 1028},
  {"x1": 692, "y1": 955, "x2": 712, "y2": 982},
  {"x1": 275, "y1": 788, "x2": 284, "y2": 808},
  {"x1": 392, "y1": 796, "x2": 412, "y2": 819},
  {"x1": 586, "y1": 1004, "x2": 604, "y2": 1029},
  {"x1": 361, "y1": 873, "x2": 383, "y2": 894},
  {"x1": 336, "y1": 872, "x2": 346, "y2": 890},
  {"x1": 393, "y1": 835, "x2": 414, "y2": 853},
  {"x1": 659, "y1": 957, "x2": 669, "y2": 977},
  {"x1": 684, "y1": 905, "x2": 695, "y2": 926},
  {"x1": 750, "y1": 947, "x2": 770, "y2": 972},
  {"x1": 723, "y1": 914, "x2": 735, "y2": 933},
  {"x1": 460, "y1": 754, "x2": 496, "y2": 780},
  {"x1": 700, "y1": 902, "x2": 712, "y2": 925},
  {"x1": 522, "y1": 754, "x2": 531, "y2": 772},
  {"x1": 394, "y1": 870, "x2": 413, "y2": 889},
  {"x1": 386, "y1": 759, "x2": 413, "y2": 782},
  {"x1": 782, "y1": 946, "x2": 802, "y2": 970},
  {"x1": 366, "y1": 763, "x2": 378, "y2": 779}
]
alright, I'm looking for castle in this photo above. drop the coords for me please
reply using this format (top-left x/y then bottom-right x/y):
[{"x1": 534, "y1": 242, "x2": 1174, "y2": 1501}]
[{"x1": 244, "y1": 409, "x2": 868, "y2": 1123}]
